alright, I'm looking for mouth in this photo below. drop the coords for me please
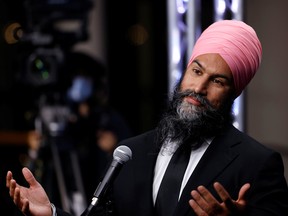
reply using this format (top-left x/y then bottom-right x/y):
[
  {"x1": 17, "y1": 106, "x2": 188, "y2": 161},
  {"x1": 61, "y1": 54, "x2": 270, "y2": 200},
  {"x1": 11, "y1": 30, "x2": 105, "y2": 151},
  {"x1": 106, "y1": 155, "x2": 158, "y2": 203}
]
[{"x1": 184, "y1": 96, "x2": 203, "y2": 107}]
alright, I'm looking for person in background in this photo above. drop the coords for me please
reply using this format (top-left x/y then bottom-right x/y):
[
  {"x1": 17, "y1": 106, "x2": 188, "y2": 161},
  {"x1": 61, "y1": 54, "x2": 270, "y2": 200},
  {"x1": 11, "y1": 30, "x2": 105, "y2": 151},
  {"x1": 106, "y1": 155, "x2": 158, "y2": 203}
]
[
  {"x1": 6, "y1": 20, "x2": 288, "y2": 216},
  {"x1": 64, "y1": 52, "x2": 132, "y2": 202}
]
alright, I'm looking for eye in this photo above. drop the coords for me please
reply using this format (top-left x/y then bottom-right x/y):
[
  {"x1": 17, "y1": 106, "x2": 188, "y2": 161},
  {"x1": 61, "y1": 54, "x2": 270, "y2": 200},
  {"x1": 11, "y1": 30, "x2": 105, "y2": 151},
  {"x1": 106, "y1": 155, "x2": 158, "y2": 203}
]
[
  {"x1": 212, "y1": 78, "x2": 225, "y2": 86},
  {"x1": 192, "y1": 68, "x2": 202, "y2": 75}
]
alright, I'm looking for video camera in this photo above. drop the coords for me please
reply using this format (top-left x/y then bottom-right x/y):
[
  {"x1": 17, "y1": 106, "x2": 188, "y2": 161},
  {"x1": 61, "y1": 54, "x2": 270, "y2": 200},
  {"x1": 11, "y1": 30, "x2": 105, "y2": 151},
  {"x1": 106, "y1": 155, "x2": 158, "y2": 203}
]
[
  {"x1": 9, "y1": 0, "x2": 95, "y2": 136},
  {"x1": 17, "y1": 0, "x2": 93, "y2": 87}
]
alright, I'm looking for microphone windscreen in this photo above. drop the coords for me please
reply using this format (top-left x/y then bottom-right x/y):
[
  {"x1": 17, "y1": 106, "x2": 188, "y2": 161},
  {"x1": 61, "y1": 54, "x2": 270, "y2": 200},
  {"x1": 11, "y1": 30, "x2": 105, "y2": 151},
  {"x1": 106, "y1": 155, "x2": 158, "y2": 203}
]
[{"x1": 113, "y1": 145, "x2": 132, "y2": 163}]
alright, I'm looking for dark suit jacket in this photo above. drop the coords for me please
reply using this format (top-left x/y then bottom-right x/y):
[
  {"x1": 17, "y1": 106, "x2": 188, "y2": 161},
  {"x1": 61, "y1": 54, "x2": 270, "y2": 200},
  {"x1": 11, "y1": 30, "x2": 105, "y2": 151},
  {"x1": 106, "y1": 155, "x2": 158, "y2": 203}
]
[{"x1": 59, "y1": 124, "x2": 288, "y2": 216}]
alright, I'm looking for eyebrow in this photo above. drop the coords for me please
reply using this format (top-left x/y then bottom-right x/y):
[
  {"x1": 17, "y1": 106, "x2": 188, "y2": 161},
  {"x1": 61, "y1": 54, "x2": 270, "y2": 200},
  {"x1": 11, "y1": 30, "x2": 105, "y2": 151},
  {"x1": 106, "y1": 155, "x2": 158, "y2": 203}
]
[
  {"x1": 192, "y1": 59, "x2": 232, "y2": 83},
  {"x1": 193, "y1": 59, "x2": 202, "y2": 67}
]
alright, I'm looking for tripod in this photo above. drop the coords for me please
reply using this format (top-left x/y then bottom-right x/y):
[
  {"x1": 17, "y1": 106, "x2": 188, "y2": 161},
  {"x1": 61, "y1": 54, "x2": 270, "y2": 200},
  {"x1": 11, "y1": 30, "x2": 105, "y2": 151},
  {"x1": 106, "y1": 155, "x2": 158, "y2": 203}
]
[{"x1": 28, "y1": 104, "x2": 87, "y2": 215}]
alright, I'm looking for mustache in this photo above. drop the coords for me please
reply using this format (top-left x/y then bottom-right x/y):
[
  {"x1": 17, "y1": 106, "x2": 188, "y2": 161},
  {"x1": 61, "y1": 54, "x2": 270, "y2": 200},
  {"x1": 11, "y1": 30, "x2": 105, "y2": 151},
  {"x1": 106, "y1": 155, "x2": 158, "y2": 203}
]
[{"x1": 176, "y1": 89, "x2": 214, "y2": 110}]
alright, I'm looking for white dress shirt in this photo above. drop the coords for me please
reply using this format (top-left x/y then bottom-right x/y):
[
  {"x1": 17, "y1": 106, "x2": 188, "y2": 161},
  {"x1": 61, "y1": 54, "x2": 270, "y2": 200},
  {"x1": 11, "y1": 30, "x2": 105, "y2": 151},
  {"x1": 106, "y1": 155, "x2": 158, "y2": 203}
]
[{"x1": 152, "y1": 139, "x2": 211, "y2": 204}]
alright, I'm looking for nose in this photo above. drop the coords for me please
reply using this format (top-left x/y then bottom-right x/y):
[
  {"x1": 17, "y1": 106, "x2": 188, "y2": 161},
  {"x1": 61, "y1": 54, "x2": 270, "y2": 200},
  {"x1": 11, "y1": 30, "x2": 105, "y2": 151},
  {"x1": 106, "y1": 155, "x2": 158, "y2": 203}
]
[{"x1": 194, "y1": 78, "x2": 208, "y2": 95}]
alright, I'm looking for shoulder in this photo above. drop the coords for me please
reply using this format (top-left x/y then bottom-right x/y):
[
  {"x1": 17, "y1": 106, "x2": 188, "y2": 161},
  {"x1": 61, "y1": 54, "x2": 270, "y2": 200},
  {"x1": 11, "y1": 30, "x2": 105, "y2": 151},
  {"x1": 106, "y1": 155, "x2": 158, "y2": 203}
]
[
  {"x1": 117, "y1": 129, "x2": 157, "y2": 153},
  {"x1": 220, "y1": 125, "x2": 282, "y2": 161},
  {"x1": 119, "y1": 130, "x2": 156, "y2": 145}
]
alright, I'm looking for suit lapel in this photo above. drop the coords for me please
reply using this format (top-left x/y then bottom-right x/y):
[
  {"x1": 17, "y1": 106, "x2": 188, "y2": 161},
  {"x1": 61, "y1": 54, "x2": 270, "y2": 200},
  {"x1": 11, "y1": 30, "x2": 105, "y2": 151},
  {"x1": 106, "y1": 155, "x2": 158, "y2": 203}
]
[
  {"x1": 175, "y1": 126, "x2": 241, "y2": 216},
  {"x1": 132, "y1": 131, "x2": 159, "y2": 215}
]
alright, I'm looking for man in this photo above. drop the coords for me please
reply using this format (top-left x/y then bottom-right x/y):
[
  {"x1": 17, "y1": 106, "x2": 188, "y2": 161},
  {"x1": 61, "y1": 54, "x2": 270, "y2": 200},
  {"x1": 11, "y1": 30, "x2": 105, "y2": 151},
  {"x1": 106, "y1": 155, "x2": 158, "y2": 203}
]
[{"x1": 6, "y1": 20, "x2": 288, "y2": 216}]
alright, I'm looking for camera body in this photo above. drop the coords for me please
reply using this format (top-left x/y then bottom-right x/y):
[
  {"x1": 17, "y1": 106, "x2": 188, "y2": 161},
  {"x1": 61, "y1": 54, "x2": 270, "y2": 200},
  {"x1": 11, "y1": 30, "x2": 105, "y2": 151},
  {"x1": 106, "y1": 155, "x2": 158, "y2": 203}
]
[
  {"x1": 16, "y1": 0, "x2": 94, "y2": 135},
  {"x1": 19, "y1": 0, "x2": 93, "y2": 87}
]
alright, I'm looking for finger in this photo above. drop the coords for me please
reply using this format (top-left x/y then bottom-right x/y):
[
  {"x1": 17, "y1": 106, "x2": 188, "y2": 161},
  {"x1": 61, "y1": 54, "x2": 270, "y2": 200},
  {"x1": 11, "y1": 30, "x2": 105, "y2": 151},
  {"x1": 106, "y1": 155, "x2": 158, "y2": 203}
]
[
  {"x1": 238, "y1": 183, "x2": 250, "y2": 201},
  {"x1": 213, "y1": 182, "x2": 236, "y2": 212},
  {"x1": 197, "y1": 185, "x2": 218, "y2": 204},
  {"x1": 213, "y1": 182, "x2": 231, "y2": 201},
  {"x1": 14, "y1": 187, "x2": 21, "y2": 207},
  {"x1": 22, "y1": 167, "x2": 38, "y2": 187},
  {"x1": 197, "y1": 185, "x2": 226, "y2": 214},
  {"x1": 6, "y1": 171, "x2": 12, "y2": 187},
  {"x1": 9, "y1": 179, "x2": 17, "y2": 198},
  {"x1": 191, "y1": 186, "x2": 222, "y2": 215},
  {"x1": 22, "y1": 199, "x2": 30, "y2": 216},
  {"x1": 189, "y1": 198, "x2": 208, "y2": 216},
  {"x1": 14, "y1": 187, "x2": 31, "y2": 216},
  {"x1": 191, "y1": 189, "x2": 209, "y2": 209}
]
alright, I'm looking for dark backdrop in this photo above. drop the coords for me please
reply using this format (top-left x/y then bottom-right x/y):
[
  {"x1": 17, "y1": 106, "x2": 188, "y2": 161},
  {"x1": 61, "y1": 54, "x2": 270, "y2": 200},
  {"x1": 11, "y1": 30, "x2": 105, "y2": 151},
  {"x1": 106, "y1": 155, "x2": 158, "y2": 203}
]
[{"x1": 105, "y1": 0, "x2": 168, "y2": 135}]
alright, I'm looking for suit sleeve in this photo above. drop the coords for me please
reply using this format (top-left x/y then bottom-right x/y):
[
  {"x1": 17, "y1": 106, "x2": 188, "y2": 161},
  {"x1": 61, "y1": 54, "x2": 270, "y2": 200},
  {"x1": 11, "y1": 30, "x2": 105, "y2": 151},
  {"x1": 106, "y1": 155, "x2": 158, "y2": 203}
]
[
  {"x1": 56, "y1": 208, "x2": 71, "y2": 216},
  {"x1": 247, "y1": 152, "x2": 288, "y2": 215}
]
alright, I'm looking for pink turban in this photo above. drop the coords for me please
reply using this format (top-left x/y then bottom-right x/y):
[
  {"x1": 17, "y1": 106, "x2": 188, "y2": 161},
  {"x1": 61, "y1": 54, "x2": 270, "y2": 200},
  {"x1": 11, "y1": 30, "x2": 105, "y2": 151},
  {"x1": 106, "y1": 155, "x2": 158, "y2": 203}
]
[{"x1": 187, "y1": 20, "x2": 262, "y2": 97}]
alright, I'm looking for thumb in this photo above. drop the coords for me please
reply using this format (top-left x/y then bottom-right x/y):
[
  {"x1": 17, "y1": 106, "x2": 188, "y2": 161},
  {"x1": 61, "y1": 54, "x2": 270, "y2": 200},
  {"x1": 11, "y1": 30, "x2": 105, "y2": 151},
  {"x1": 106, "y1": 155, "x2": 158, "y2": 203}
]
[
  {"x1": 233, "y1": 183, "x2": 250, "y2": 213},
  {"x1": 238, "y1": 183, "x2": 250, "y2": 201},
  {"x1": 22, "y1": 167, "x2": 38, "y2": 187}
]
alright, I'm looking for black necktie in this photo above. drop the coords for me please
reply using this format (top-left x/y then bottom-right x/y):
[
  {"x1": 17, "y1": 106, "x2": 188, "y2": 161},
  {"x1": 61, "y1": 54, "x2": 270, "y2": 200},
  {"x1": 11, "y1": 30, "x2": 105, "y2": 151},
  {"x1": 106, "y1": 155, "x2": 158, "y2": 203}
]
[{"x1": 155, "y1": 144, "x2": 191, "y2": 216}]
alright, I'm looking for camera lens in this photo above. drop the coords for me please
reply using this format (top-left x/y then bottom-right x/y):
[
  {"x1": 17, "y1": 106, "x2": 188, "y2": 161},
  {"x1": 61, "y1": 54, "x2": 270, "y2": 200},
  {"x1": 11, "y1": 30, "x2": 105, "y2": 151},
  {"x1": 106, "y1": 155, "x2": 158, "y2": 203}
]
[
  {"x1": 30, "y1": 56, "x2": 51, "y2": 81},
  {"x1": 26, "y1": 48, "x2": 63, "y2": 86}
]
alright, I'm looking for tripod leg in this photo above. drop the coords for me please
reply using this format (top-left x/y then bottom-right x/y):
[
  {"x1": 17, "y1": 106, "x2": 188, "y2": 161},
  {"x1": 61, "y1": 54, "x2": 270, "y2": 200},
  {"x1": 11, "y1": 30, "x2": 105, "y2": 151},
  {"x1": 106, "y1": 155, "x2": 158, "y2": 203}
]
[
  {"x1": 70, "y1": 150, "x2": 87, "y2": 215},
  {"x1": 50, "y1": 141, "x2": 71, "y2": 213}
]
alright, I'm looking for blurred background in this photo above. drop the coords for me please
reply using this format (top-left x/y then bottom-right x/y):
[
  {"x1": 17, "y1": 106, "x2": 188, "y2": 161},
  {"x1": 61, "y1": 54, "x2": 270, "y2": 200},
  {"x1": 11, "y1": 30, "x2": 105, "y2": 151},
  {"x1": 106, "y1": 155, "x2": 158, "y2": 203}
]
[{"x1": 1, "y1": 0, "x2": 288, "y2": 215}]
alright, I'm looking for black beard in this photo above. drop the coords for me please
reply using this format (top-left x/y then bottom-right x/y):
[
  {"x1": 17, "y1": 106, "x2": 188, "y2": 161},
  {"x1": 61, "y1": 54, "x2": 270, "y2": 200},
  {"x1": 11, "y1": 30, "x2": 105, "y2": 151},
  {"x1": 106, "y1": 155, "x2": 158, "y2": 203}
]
[{"x1": 155, "y1": 88, "x2": 234, "y2": 151}]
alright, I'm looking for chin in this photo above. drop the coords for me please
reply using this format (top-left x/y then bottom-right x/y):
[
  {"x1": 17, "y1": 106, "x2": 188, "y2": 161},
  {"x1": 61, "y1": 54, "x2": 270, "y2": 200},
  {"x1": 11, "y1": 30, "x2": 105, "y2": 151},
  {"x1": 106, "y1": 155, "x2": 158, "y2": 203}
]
[{"x1": 177, "y1": 101, "x2": 203, "y2": 120}]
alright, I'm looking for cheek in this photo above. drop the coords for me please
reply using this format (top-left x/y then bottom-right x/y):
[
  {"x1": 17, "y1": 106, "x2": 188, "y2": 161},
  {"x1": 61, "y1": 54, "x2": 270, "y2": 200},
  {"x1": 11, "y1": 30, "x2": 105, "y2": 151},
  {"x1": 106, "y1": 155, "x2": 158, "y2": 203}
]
[
  {"x1": 207, "y1": 91, "x2": 228, "y2": 109},
  {"x1": 180, "y1": 74, "x2": 194, "y2": 89}
]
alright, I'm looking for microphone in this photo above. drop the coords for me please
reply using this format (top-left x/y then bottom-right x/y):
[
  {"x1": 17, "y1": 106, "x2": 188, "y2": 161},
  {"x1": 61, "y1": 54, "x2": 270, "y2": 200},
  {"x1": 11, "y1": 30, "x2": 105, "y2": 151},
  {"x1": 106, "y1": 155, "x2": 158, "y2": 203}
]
[{"x1": 81, "y1": 145, "x2": 132, "y2": 216}]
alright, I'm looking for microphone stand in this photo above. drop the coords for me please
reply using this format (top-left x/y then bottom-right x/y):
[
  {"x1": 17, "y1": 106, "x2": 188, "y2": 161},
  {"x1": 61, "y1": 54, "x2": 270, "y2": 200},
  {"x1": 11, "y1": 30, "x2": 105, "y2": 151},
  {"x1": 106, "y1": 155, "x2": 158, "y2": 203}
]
[
  {"x1": 81, "y1": 145, "x2": 132, "y2": 216},
  {"x1": 80, "y1": 161, "x2": 122, "y2": 216}
]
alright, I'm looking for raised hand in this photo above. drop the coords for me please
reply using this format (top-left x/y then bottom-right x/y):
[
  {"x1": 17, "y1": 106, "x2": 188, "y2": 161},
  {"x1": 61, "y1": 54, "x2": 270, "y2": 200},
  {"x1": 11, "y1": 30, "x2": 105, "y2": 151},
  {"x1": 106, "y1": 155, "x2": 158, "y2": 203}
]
[
  {"x1": 6, "y1": 167, "x2": 53, "y2": 216},
  {"x1": 189, "y1": 182, "x2": 250, "y2": 216}
]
